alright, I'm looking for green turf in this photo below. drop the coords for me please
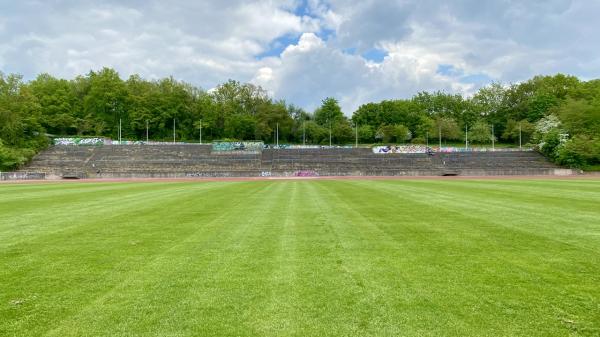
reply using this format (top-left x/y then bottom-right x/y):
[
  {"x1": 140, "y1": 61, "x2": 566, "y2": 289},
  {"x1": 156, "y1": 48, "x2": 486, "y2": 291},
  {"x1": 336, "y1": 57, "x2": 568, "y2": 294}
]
[{"x1": 1, "y1": 179, "x2": 600, "y2": 337}]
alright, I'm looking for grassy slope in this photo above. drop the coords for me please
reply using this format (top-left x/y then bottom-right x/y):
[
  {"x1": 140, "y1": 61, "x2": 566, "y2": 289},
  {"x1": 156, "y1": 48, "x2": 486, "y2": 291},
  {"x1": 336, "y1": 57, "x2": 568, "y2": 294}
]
[{"x1": 0, "y1": 179, "x2": 599, "y2": 337}]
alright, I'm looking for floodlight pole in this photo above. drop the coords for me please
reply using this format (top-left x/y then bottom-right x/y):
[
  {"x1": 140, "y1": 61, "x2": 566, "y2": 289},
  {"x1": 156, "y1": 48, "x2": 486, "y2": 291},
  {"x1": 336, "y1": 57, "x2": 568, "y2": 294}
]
[
  {"x1": 491, "y1": 124, "x2": 495, "y2": 150},
  {"x1": 329, "y1": 120, "x2": 332, "y2": 147},
  {"x1": 302, "y1": 120, "x2": 306, "y2": 146},
  {"x1": 519, "y1": 122, "x2": 522, "y2": 149}
]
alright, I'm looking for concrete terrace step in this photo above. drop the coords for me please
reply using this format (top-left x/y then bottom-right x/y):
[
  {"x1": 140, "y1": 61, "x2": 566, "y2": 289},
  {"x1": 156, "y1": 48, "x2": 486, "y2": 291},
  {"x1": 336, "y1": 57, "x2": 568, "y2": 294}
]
[{"x1": 21, "y1": 145, "x2": 566, "y2": 178}]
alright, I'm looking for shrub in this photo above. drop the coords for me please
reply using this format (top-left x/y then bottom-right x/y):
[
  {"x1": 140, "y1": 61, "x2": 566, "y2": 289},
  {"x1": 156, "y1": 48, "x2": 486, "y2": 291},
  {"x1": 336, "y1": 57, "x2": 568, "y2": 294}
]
[{"x1": 557, "y1": 136, "x2": 600, "y2": 168}]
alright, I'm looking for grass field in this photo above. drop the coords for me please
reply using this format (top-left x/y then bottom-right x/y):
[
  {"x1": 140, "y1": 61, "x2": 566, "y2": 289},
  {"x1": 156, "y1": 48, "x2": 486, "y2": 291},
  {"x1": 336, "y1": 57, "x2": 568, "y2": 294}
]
[{"x1": 1, "y1": 179, "x2": 600, "y2": 337}]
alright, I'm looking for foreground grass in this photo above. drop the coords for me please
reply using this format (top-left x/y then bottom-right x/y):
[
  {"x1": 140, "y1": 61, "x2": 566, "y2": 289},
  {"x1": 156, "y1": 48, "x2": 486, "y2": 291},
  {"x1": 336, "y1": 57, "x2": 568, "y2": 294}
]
[{"x1": 1, "y1": 179, "x2": 599, "y2": 337}]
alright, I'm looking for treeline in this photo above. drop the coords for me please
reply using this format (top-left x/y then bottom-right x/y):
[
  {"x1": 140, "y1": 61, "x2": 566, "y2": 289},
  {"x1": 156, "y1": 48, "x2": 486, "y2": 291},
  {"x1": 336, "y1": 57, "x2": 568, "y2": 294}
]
[{"x1": 1, "y1": 69, "x2": 599, "y2": 170}]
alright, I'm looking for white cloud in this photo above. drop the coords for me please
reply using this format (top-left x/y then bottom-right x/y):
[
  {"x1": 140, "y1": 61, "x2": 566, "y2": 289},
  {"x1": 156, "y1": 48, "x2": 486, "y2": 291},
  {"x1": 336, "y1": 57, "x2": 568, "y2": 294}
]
[
  {"x1": 0, "y1": 1, "x2": 313, "y2": 87},
  {"x1": 0, "y1": 0, "x2": 599, "y2": 114},
  {"x1": 253, "y1": 33, "x2": 470, "y2": 114}
]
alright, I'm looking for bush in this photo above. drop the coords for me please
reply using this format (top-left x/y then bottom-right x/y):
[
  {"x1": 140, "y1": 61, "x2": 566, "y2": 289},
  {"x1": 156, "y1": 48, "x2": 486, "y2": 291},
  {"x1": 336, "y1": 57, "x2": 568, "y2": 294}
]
[
  {"x1": 556, "y1": 136, "x2": 600, "y2": 168},
  {"x1": 411, "y1": 137, "x2": 426, "y2": 144},
  {"x1": 538, "y1": 129, "x2": 562, "y2": 160},
  {"x1": 0, "y1": 141, "x2": 36, "y2": 170}
]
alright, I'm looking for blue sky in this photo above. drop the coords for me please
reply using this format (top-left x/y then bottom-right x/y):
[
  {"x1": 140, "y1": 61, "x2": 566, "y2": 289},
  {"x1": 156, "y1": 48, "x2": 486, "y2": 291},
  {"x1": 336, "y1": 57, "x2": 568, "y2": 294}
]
[{"x1": 1, "y1": 0, "x2": 599, "y2": 114}]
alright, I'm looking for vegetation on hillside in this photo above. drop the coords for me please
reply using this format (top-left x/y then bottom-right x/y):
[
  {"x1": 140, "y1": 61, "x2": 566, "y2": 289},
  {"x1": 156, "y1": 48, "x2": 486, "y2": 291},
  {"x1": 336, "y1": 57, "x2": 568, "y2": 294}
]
[{"x1": 1, "y1": 69, "x2": 599, "y2": 170}]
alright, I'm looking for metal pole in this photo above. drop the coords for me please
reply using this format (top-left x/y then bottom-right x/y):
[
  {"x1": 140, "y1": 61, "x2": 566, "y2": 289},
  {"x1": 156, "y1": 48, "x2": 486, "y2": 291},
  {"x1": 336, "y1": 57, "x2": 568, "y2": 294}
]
[
  {"x1": 438, "y1": 123, "x2": 442, "y2": 149},
  {"x1": 276, "y1": 122, "x2": 279, "y2": 147},
  {"x1": 519, "y1": 122, "x2": 522, "y2": 149},
  {"x1": 465, "y1": 125, "x2": 468, "y2": 149},
  {"x1": 491, "y1": 124, "x2": 495, "y2": 150},
  {"x1": 302, "y1": 120, "x2": 305, "y2": 145},
  {"x1": 119, "y1": 118, "x2": 122, "y2": 143},
  {"x1": 146, "y1": 120, "x2": 149, "y2": 142},
  {"x1": 173, "y1": 118, "x2": 176, "y2": 143},
  {"x1": 199, "y1": 120, "x2": 202, "y2": 144},
  {"x1": 355, "y1": 123, "x2": 358, "y2": 148},
  {"x1": 329, "y1": 120, "x2": 332, "y2": 147}
]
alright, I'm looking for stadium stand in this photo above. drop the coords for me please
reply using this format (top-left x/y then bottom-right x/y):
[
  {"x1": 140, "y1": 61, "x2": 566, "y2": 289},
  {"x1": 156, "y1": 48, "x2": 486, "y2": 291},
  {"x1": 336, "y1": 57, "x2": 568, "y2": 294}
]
[{"x1": 17, "y1": 144, "x2": 572, "y2": 179}]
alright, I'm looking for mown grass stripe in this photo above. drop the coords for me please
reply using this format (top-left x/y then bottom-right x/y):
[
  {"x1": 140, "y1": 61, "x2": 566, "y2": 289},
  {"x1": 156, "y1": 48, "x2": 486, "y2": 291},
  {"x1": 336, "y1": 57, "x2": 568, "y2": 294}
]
[{"x1": 1, "y1": 179, "x2": 599, "y2": 337}]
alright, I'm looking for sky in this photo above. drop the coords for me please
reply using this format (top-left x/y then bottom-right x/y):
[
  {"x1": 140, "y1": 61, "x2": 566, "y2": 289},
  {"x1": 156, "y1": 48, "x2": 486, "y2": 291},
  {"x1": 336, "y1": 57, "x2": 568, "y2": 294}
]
[{"x1": 1, "y1": 0, "x2": 599, "y2": 114}]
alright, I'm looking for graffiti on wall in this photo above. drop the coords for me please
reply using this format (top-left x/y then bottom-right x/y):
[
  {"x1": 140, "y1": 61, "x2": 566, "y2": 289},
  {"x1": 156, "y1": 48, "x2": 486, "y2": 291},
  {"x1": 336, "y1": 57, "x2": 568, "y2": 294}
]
[
  {"x1": 212, "y1": 141, "x2": 264, "y2": 153},
  {"x1": 0, "y1": 172, "x2": 45, "y2": 180},
  {"x1": 433, "y1": 147, "x2": 533, "y2": 152},
  {"x1": 54, "y1": 138, "x2": 206, "y2": 146},
  {"x1": 373, "y1": 145, "x2": 533, "y2": 153},
  {"x1": 294, "y1": 170, "x2": 319, "y2": 177},
  {"x1": 373, "y1": 145, "x2": 432, "y2": 154},
  {"x1": 185, "y1": 172, "x2": 214, "y2": 177},
  {"x1": 54, "y1": 137, "x2": 108, "y2": 146},
  {"x1": 265, "y1": 144, "x2": 354, "y2": 149}
]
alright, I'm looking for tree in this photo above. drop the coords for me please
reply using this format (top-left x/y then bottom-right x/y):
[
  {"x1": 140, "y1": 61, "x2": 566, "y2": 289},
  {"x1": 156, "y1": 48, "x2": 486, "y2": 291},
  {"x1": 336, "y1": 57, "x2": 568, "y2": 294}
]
[
  {"x1": 332, "y1": 120, "x2": 353, "y2": 144},
  {"x1": 502, "y1": 119, "x2": 534, "y2": 144},
  {"x1": 393, "y1": 124, "x2": 411, "y2": 143},
  {"x1": 0, "y1": 73, "x2": 47, "y2": 169},
  {"x1": 472, "y1": 83, "x2": 507, "y2": 118},
  {"x1": 126, "y1": 74, "x2": 158, "y2": 140},
  {"x1": 357, "y1": 125, "x2": 374, "y2": 143},
  {"x1": 374, "y1": 124, "x2": 410, "y2": 143},
  {"x1": 352, "y1": 103, "x2": 380, "y2": 128},
  {"x1": 315, "y1": 97, "x2": 344, "y2": 126},
  {"x1": 430, "y1": 117, "x2": 461, "y2": 141},
  {"x1": 256, "y1": 100, "x2": 293, "y2": 142},
  {"x1": 303, "y1": 120, "x2": 327, "y2": 144},
  {"x1": 553, "y1": 98, "x2": 600, "y2": 137},
  {"x1": 3, "y1": 69, "x2": 600, "y2": 169},
  {"x1": 0, "y1": 73, "x2": 45, "y2": 147},
  {"x1": 469, "y1": 120, "x2": 494, "y2": 144},
  {"x1": 83, "y1": 68, "x2": 128, "y2": 138},
  {"x1": 29, "y1": 73, "x2": 78, "y2": 135},
  {"x1": 224, "y1": 114, "x2": 257, "y2": 140}
]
